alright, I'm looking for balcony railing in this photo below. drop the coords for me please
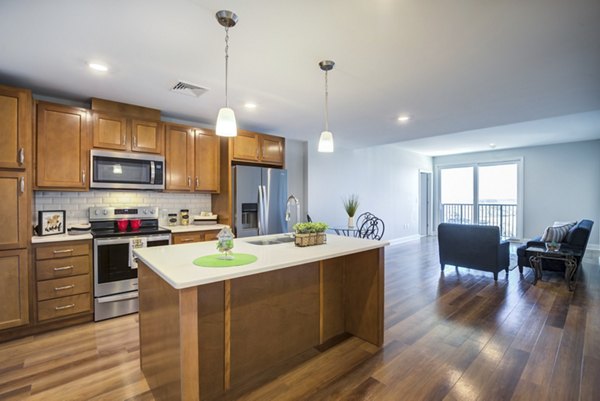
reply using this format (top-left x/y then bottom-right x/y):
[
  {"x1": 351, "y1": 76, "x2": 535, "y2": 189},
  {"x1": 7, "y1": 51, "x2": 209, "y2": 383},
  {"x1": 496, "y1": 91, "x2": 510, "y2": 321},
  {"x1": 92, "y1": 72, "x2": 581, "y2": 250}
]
[{"x1": 441, "y1": 203, "x2": 518, "y2": 238}]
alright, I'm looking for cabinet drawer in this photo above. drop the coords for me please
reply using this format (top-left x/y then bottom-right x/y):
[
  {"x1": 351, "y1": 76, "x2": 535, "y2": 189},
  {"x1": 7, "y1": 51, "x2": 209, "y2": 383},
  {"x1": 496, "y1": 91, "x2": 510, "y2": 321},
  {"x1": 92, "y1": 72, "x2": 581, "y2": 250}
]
[
  {"x1": 36, "y1": 255, "x2": 90, "y2": 281},
  {"x1": 37, "y1": 274, "x2": 90, "y2": 301},
  {"x1": 172, "y1": 232, "x2": 203, "y2": 244},
  {"x1": 37, "y1": 293, "x2": 91, "y2": 321},
  {"x1": 202, "y1": 230, "x2": 220, "y2": 241},
  {"x1": 35, "y1": 242, "x2": 89, "y2": 260}
]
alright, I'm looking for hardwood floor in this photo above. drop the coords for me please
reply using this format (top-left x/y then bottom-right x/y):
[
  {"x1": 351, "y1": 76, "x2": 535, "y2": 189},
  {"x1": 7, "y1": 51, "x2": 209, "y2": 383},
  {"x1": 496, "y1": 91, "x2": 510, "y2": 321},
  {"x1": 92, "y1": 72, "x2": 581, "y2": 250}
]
[{"x1": 1, "y1": 237, "x2": 599, "y2": 400}]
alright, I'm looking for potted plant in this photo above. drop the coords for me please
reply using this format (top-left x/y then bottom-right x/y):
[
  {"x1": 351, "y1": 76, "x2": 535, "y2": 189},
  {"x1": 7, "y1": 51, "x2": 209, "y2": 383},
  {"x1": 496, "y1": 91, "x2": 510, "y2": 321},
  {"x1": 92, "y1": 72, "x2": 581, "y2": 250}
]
[
  {"x1": 293, "y1": 222, "x2": 312, "y2": 247},
  {"x1": 313, "y1": 222, "x2": 329, "y2": 245},
  {"x1": 343, "y1": 194, "x2": 360, "y2": 228},
  {"x1": 293, "y1": 222, "x2": 329, "y2": 247}
]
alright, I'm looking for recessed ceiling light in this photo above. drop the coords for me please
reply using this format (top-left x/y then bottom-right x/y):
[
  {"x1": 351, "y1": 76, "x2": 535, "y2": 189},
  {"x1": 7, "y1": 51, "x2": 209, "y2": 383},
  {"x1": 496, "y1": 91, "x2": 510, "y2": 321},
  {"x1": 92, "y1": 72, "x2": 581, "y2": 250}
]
[
  {"x1": 88, "y1": 62, "x2": 109, "y2": 72},
  {"x1": 397, "y1": 115, "x2": 411, "y2": 123},
  {"x1": 244, "y1": 102, "x2": 257, "y2": 109},
  {"x1": 489, "y1": 143, "x2": 497, "y2": 148}
]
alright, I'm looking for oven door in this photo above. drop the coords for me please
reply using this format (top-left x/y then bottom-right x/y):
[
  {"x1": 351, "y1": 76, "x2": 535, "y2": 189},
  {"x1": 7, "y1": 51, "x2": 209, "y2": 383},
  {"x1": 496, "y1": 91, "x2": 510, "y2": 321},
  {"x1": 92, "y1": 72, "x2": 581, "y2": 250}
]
[{"x1": 94, "y1": 234, "x2": 171, "y2": 297}]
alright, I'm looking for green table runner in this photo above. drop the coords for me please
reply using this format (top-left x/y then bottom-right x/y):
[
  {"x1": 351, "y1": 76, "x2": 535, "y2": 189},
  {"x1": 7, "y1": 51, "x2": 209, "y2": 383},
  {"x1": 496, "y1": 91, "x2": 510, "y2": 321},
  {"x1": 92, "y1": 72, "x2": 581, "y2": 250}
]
[{"x1": 193, "y1": 253, "x2": 258, "y2": 268}]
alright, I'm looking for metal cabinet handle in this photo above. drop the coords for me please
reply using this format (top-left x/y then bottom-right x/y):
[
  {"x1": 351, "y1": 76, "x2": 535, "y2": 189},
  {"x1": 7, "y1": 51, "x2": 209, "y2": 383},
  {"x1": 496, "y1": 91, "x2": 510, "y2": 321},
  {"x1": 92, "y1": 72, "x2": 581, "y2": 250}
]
[
  {"x1": 82, "y1": 169, "x2": 86, "y2": 184},
  {"x1": 195, "y1": 177, "x2": 199, "y2": 189},
  {"x1": 187, "y1": 177, "x2": 191, "y2": 187},
  {"x1": 55, "y1": 304, "x2": 75, "y2": 311},
  {"x1": 122, "y1": 133, "x2": 126, "y2": 146},
  {"x1": 54, "y1": 284, "x2": 75, "y2": 291},
  {"x1": 53, "y1": 249, "x2": 74, "y2": 254},
  {"x1": 19, "y1": 177, "x2": 25, "y2": 193},
  {"x1": 181, "y1": 238, "x2": 195, "y2": 243},
  {"x1": 18, "y1": 148, "x2": 25, "y2": 164},
  {"x1": 53, "y1": 265, "x2": 74, "y2": 271},
  {"x1": 133, "y1": 135, "x2": 137, "y2": 147}
]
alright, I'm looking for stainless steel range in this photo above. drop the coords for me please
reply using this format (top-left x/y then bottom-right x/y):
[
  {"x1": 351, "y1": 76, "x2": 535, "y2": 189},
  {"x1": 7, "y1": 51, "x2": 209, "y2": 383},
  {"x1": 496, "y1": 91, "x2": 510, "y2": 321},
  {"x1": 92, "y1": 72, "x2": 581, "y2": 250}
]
[{"x1": 90, "y1": 206, "x2": 171, "y2": 321}]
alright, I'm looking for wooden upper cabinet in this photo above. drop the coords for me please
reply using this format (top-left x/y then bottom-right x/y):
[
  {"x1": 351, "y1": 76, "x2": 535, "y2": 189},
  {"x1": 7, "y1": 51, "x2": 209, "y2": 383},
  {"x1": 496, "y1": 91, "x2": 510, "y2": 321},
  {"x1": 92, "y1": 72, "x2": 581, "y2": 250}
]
[
  {"x1": 0, "y1": 249, "x2": 29, "y2": 330},
  {"x1": 194, "y1": 129, "x2": 220, "y2": 192},
  {"x1": 231, "y1": 131, "x2": 260, "y2": 162},
  {"x1": 231, "y1": 131, "x2": 285, "y2": 166},
  {"x1": 0, "y1": 85, "x2": 31, "y2": 170},
  {"x1": 260, "y1": 135, "x2": 284, "y2": 165},
  {"x1": 165, "y1": 124, "x2": 220, "y2": 193},
  {"x1": 131, "y1": 120, "x2": 163, "y2": 154},
  {"x1": 165, "y1": 123, "x2": 194, "y2": 191},
  {"x1": 92, "y1": 112, "x2": 128, "y2": 151},
  {"x1": 0, "y1": 171, "x2": 28, "y2": 250},
  {"x1": 36, "y1": 102, "x2": 89, "y2": 190},
  {"x1": 92, "y1": 112, "x2": 163, "y2": 154}
]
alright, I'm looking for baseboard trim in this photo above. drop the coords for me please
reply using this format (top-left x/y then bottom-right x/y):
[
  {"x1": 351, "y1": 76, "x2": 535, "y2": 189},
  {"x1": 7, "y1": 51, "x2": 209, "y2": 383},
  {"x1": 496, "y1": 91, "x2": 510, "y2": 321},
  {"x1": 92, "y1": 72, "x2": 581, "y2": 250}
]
[
  {"x1": 587, "y1": 243, "x2": 600, "y2": 251},
  {"x1": 388, "y1": 235, "x2": 421, "y2": 246}
]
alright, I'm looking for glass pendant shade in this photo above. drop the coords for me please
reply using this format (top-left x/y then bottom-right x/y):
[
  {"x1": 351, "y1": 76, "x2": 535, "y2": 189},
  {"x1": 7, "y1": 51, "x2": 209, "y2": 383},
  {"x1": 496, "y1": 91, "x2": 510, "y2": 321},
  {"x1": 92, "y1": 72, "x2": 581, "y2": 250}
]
[
  {"x1": 216, "y1": 107, "x2": 237, "y2": 137},
  {"x1": 318, "y1": 130, "x2": 334, "y2": 152}
]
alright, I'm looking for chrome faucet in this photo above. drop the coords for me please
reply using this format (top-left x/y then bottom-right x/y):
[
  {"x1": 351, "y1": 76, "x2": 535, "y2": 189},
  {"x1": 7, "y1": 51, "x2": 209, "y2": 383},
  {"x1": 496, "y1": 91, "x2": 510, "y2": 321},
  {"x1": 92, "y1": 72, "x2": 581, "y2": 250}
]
[{"x1": 285, "y1": 195, "x2": 300, "y2": 222}]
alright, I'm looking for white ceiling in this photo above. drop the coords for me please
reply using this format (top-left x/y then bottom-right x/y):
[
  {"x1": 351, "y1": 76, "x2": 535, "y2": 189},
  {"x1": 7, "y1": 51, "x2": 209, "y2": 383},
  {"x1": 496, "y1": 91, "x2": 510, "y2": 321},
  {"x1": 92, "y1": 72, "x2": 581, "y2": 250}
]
[{"x1": 1, "y1": 0, "x2": 599, "y2": 154}]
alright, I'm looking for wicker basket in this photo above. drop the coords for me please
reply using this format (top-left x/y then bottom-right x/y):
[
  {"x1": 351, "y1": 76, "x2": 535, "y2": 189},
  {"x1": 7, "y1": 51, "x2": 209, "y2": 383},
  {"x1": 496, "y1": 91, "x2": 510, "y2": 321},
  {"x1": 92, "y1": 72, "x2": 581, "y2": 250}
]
[{"x1": 295, "y1": 233, "x2": 327, "y2": 247}]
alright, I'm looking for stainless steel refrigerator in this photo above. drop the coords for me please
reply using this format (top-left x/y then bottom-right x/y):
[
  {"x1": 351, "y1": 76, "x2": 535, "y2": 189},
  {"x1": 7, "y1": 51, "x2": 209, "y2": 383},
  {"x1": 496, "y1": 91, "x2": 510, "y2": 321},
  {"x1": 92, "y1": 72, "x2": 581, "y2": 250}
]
[{"x1": 232, "y1": 165, "x2": 288, "y2": 237}]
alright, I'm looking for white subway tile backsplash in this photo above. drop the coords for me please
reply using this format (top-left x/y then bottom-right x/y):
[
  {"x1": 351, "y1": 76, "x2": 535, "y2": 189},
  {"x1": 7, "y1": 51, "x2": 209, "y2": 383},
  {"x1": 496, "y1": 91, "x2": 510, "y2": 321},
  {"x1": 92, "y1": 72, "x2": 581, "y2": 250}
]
[{"x1": 33, "y1": 190, "x2": 212, "y2": 226}]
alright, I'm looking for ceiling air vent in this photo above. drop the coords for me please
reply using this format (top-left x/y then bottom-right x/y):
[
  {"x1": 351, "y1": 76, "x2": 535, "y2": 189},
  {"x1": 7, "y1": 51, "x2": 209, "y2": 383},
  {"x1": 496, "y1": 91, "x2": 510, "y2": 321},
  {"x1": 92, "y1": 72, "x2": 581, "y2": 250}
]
[{"x1": 170, "y1": 81, "x2": 209, "y2": 98}]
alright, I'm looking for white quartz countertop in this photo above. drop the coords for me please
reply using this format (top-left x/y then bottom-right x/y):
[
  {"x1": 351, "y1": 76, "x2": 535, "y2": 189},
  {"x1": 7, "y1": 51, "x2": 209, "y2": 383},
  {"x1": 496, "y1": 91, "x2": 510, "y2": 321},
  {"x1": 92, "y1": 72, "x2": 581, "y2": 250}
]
[
  {"x1": 31, "y1": 233, "x2": 93, "y2": 243},
  {"x1": 161, "y1": 224, "x2": 228, "y2": 233},
  {"x1": 135, "y1": 234, "x2": 389, "y2": 289}
]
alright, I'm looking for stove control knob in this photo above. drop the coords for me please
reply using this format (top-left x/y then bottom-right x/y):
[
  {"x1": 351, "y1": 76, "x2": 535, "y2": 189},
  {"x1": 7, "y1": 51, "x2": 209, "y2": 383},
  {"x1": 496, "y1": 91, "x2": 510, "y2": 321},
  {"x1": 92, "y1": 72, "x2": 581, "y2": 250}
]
[
  {"x1": 95, "y1": 210, "x2": 101, "y2": 215},
  {"x1": 103, "y1": 210, "x2": 108, "y2": 215},
  {"x1": 146, "y1": 209, "x2": 151, "y2": 215}
]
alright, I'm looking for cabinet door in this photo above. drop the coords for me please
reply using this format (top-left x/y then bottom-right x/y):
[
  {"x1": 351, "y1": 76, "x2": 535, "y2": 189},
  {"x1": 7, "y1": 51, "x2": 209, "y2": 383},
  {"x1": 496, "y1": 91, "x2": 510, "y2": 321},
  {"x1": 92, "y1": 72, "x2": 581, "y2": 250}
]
[
  {"x1": 231, "y1": 131, "x2": 260, "y2": 162},
  {"x1": 92, "y1": 112, "x2": 129, "y2": 151},
  {"x1": 36, "y1": 102, "x2": 88, "y2": 190},
  {"x1": 0, "y1": 85, "x2": 31, "y2": 170},
  {"x1": 194, "y1": 129, "x2": 220, "y2": 192},
  {"x1": 0, "y1": 171, "x2": 28, "y2": 250},
  {"x1": 132, "y1": 120, "x2": 164, "y2": 154},
  {"x1": 0, "y1": 249, "x2": 29, "y2": 330},
  {"x1": 261, "y1": 135, "x2": 284, "y2": 165},
  {"x1": 165, "y1": 124, "x2": 194, "y2": 191}
]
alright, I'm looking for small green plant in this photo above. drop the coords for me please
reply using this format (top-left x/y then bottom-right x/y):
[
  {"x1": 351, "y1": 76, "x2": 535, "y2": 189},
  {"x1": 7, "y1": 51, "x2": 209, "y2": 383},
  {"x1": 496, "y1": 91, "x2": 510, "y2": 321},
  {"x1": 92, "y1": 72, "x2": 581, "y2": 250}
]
[
  {"x1": 343, "y1": 194, "x2": 360, "y2": 217},
  {"x1": 293, "y1": 222, "x2": 329, "y2": 234}
]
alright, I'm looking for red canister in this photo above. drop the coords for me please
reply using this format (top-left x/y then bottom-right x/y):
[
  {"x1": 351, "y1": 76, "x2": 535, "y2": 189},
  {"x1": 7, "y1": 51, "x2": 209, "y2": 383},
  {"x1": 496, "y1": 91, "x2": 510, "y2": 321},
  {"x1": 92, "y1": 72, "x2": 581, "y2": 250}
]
[{"x1": 117, "y1": 219, "x2": 129, "y2": 232}]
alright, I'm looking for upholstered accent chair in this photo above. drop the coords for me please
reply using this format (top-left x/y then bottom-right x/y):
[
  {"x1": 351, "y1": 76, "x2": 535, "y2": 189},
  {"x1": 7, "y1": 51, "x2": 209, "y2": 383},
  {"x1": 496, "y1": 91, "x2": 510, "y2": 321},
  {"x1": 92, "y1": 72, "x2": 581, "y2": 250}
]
[
  {"x1": 438, "y1": 223, "x2": 510, "y2": 280},
  {"x1": 516, "y1": 219, "x2": 594, "y2": 273}
]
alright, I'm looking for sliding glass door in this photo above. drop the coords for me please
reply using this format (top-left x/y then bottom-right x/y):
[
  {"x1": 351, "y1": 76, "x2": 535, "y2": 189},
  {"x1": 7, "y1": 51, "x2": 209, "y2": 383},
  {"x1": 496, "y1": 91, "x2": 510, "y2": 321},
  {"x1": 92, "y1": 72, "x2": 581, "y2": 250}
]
[{"x1": 439, "y1": 161, "x2": 521, "y2": 239}]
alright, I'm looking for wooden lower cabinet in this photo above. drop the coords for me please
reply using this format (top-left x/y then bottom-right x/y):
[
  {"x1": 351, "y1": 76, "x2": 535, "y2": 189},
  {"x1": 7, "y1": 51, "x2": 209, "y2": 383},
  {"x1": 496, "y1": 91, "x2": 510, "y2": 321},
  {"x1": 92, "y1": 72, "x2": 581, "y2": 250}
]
[
  {"x1": 172, "y1": 230, "x2": 220, "y2": 245},
  {"x1": 0, "y1": 249, "x2": 29, "y2": 331},
  {"x1": 33, "y1": 241, "x2": 92, "y2": 325}
]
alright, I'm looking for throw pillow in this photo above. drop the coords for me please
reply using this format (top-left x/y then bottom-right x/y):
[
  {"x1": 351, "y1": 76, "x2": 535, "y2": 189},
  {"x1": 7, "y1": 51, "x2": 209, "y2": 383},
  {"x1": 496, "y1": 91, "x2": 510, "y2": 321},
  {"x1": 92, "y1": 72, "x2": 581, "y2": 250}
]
[
  {"x1": 541, "y1": 224, "x2": 573, "y2": 243},
  {"x1": 553, "y1": 221, "x2": 577, "y2": 227}
]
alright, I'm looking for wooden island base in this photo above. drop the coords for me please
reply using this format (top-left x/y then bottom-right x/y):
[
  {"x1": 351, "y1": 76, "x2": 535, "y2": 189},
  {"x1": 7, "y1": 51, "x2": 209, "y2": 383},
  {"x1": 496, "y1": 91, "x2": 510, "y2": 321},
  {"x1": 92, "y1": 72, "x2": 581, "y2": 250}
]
[{"x1": 138, "y1": 248, "x2": 384, "y2": 401}]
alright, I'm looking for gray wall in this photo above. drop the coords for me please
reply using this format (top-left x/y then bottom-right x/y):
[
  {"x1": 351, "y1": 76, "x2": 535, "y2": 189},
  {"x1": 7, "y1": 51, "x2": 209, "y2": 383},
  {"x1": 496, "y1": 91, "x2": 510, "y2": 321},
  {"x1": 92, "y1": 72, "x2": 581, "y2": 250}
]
[
  {"x1": 433, "y1": 139, "x2": 600, "y2": 247},
  {"x1": 306, "y1": 143, "x2": 433, "y2": 242},
  {"x1": 285, "y1": 139, "x2": 308, "y2": 230}
]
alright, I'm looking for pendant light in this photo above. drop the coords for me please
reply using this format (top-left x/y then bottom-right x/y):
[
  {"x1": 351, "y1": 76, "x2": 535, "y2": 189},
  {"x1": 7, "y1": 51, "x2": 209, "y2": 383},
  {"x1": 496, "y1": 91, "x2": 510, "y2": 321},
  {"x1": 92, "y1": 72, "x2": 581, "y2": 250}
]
[
  {"x1": 318, "y1": 60, "x2": 335, "y2": 152},
  {"x1": 215, "y1": 10, "x2": 238, "y2": 137}
]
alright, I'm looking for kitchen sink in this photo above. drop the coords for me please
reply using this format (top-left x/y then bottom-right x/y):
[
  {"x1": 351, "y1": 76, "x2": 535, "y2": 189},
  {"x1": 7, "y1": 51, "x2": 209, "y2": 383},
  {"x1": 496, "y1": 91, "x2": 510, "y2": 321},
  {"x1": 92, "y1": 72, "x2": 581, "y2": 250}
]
[{"x1": 245, "y1": 236, "x2": 295, "y2": 246}]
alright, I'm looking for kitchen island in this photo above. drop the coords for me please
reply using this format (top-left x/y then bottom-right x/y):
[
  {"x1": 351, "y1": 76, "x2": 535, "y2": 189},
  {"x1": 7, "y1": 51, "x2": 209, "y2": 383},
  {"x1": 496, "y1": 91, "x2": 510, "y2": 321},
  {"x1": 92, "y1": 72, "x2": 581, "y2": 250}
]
[{"x1": 134, "y1": 234, "x2": 388, "y2": 401}]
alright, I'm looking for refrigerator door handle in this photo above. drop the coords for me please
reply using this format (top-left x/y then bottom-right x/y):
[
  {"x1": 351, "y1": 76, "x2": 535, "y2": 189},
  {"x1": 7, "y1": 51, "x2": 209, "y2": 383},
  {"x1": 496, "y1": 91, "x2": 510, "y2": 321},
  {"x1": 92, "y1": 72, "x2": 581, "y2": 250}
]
[
  {"x1": 257, "y1": 185, "x2": 265, "y2": 236},
  {"x1": 263, "y1": 184, "x2": 270, "y2": 234}
]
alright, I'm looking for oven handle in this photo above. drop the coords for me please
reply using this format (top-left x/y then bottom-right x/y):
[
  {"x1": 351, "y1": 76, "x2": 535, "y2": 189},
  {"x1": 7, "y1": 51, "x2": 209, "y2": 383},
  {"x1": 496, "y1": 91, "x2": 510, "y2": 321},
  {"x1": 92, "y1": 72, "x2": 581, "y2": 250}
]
[
  {"x1": 95, "y1": 234, "x2": 171, "y2": 246},
  {"x1": 96, "y1": 291, "x2": 139, "y2": 303}
]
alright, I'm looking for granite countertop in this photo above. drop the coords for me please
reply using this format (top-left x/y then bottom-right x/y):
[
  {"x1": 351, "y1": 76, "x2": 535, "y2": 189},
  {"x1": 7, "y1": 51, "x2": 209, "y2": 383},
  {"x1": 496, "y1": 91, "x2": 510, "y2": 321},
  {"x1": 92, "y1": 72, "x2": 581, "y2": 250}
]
[
  {"x1": 161, "y1": 224, "x2": 228, "y2": 233},
  {"x1": 31, "y1": 233, "x2": 93, "y2": 244},
  {"x1": 134, "y1": 234, "x2": 389, "y2": 289}
]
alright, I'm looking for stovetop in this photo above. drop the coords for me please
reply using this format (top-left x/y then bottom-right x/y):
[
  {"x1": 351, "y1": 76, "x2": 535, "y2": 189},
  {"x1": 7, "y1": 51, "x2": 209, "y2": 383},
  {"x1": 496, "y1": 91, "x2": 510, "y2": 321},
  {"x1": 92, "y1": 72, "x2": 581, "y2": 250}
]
[{"x1": 89, "y1": 206, "x2": 170, "y2": 238}]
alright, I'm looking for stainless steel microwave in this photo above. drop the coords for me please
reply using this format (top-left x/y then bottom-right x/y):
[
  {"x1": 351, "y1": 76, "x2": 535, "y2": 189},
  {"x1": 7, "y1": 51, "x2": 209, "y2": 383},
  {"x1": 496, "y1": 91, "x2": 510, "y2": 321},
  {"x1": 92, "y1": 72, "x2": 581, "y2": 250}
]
[{"x1": 90, "y1": 149, "x2": 165, "y2": 190}]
